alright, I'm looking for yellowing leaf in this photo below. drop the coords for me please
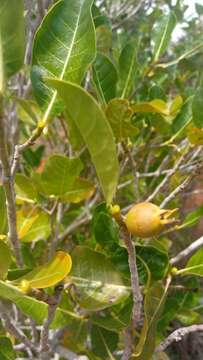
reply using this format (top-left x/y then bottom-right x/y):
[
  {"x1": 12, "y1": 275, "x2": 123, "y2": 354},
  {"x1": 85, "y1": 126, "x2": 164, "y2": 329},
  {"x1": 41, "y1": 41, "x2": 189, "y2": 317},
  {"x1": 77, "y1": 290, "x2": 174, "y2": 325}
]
[
  {"x1": 169, "y1": 95, "x2": 183, "y2": 115},
  {"x1": 12, "y1": 251, "x2": 72, "y2": 289},
  {"x1": 187, "y1": 125, "x2": 203, "y2": 145},
  {"x1": 132, "y1": 99, "x2": 169, "y2": 116},
  {"x1": 17, "y1": 207, "x2": 50, "y2": 242},
  {"x1": 62, "y1": 178, "x2": 95, "y2": 203}
]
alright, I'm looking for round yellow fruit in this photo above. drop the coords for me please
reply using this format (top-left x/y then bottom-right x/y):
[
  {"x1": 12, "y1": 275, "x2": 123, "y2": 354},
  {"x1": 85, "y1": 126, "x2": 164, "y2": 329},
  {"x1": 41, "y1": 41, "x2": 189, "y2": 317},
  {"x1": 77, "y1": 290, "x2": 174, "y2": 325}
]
[{"x1": 125, "y1": 202, "x2": 177, "y2": 238}]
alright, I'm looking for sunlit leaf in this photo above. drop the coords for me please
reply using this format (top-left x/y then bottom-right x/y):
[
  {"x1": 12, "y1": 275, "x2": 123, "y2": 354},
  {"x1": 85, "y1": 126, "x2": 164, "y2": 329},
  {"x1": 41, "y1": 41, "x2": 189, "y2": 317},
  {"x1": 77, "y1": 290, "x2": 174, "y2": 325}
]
[
  {"x1": 47, "y1": 79, "x2": 119, "y2": 205},
  {"x1": 118, "y1": 41, "x2": 137, "y2": 98},
  {"x1": 106, "y1": 98, "x2": 138, "y2": 140},
  {"x1": 132, "y1": 99, "x2": 169, "y2": 116},
  {"x1": 152, "y1": 11, "x2": 177, "y2": 62},
  {"x1": 17, "y1": 207, "x2": 50, "y2": 242},
  {"x1": 31, "y1": 0, "x2": 96, "y2": 117},
  {"x1": 12, "y1": 251, "x2": 72, "y2": 289},
  {"x1": 15, "y1": 174, "x2": 38, "y2": 203},
  {"x1": 35, "y1": 154, "x2": 83, "y2": 197},
  {"x1": 187, "y1": 125, "x2": 203, "y2": 145}
]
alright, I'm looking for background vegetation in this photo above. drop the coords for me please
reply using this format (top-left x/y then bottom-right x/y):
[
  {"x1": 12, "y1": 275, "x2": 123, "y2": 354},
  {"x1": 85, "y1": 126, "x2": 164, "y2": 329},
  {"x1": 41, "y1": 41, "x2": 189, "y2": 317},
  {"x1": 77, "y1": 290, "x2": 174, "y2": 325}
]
[{"x1": 0, "y1": 0, "x2": 203, "y2": 359}]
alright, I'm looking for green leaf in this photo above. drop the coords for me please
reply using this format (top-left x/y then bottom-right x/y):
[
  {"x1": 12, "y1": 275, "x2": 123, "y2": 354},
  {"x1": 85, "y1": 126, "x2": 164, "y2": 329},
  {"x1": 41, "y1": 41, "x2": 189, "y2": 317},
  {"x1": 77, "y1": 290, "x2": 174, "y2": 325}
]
[
  {"x1": 12, "y1": 251, "x2": 72, "y2": 289},
  {"x1": 31, "y1": 0, "x2": 96, "y2": 118},
  {"x1": 152, "y1": 12, "x2": 177, "y2": 63},
  {"x1": 118, "y1": 42, "x2": 137, "y2": 98},
  {"x1": 15, "y1": 174, "x2": 38, "y2": 203},
  {"x1": 0, "y1": 280, "x2": 81, "y2": 327},
  {"x1": 106, "y1": 98, "x2": 138, "y2": 141},
  {"x1": 61, "y1": 178, "x2": 95, "y2": 203},
  {"x1": 96, "y1": 24, "x2": 112, "y2": 54},
  {"x1": 136, "y1": 246, "x2": 169, "y2": 281},
  {"x1": 93, "y1": 207, "x2": 119, "y2": 252},
  {"x1": 47, "y1": 79, "x2": 119, "y2": 205},
  {"x1": 36, "y1": 154, "x2": 83, "y2": 197},
  {"x1": 0, "y1": 186, "x2": 7, "y2": 234},
  {"x1": 92, "y1": 53, "x2": 118, "y2": 104},
  {"x1": 91, "y1": 325, "x2": 118, "y2": 358},
  {"x1": 16, "y1": 98, "x2": 42, "y2": 126},
  {"x1": 0, "y1": 336, "x2": 15, "y2": 360},
  {"x1": 0, "y1": 241, "x2": 11, "y2": 280},
  {"x1": 192, "y1": 83, "x2": 203, "y2": 128},
  {"x1": 0, "y1": 0, "x2": 25, "y2": 91},
  {"x1": 17, "y1": 207, "x2": 50, "y2": 243},
  {"x1": 70, "y1": 246, "x2": 129, "y2": 310},
  {"x1": 180, "y1": 205, "x2": 203, "y2": 229},
  {"x1": 172, "y1": 97, "x2": 193, "y2": 134},
  {"x1": 178, "y1": 248, "x2": 203, "y2": 277}
]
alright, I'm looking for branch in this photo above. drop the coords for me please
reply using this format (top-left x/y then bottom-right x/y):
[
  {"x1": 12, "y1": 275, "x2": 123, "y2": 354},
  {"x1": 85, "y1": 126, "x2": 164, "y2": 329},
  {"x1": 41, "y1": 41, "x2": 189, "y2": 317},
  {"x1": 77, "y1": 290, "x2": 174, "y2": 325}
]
[
  {"x1": 0, "y1": 99, "x2": 23, "y2": 266},
  {"x1": 155, "y1": 324, "x2": 203, "y2": 353},
  {"x1": 0, "y1": 302, "x2": 37, "y2": 354},
  {"x1": 170, "y1": 236, "x2": 203, "y2": 266},
  {"x1": 160, "y1": 161, "x2": 203, "y2": 208},
  {"x1": 113, "y1": 212, "x2": 142, "y2": 360},
  {"x1": 40, "y1": 285, "x2": 64, "y2": 355}
]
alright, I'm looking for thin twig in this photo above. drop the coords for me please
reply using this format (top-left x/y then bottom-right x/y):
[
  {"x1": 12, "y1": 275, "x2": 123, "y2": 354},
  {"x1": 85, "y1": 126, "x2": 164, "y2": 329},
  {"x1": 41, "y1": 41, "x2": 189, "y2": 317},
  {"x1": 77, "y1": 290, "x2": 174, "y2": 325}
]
[
  {"x1": 170, "y1": 236, "x2": 203, "y2": 266},
  {"x1": 0, "y1": 99, "x2": 23, "y2": 266},
  {"x1": 155, "y1": 324, "x2": 203, "y2": 352},
  {"x1": 0, "y1": 302, "x2": 37, "y2": 353},
  {"x1": 160, "y1": 161, "x2": 203, "y2": 208}
]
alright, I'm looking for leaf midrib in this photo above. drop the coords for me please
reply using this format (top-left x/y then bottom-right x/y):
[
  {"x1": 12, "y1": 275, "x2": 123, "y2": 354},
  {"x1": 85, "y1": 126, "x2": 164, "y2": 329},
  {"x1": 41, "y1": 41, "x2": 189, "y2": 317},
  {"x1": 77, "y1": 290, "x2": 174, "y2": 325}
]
[{"x1": 42, "y1": 1, "x2": 84, "y2": 123}]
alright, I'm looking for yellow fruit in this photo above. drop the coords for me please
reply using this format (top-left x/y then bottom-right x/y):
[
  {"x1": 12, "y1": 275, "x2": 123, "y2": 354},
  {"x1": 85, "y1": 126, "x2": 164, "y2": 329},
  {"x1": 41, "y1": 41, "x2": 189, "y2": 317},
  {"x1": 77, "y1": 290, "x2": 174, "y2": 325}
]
[{"x1": 125, "y1": 202, "x2": 177, "y2": 238}]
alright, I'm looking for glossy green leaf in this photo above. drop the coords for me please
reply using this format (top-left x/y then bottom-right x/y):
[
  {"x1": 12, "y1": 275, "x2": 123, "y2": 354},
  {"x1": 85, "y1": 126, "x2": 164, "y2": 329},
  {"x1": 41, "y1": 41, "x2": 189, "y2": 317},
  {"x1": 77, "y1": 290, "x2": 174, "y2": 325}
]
[
  {"x1": 0, "y1": 336, "x2": 15, "y2": 360},
  {"x1": 93, "y1": 205, "x2": 119, "y2": 252},
  {"x1": 192, "y1": 83, "x2": 203, "y2": 128},
  {"x1": 15, "y1": 174, "x2": 38, "y2": 203},
  {"x1": 47, "y1": 79, "x2": 119, "y2": 205},
  {"x1": 92, "y1": 53, "x2": 118, "y2": 104},
  {"x1": 0, "y1": 280, "x2": 81, "y2": 328},
  {"x1": 106, "y1": 98, "x2": 138, "y2": 140},
  {"x1": 70, "y1": 246, "x2": 129, "y2": 310},
  {"x1": 12, "y1": 251, "x2": 72, "y2": 289},
  {"x1": 91, "y1": 325, "x2": 118, "y2": 358},
  {"x1": 118, "y1": 42, "x2": 137, "y2": 98},
  {"x1": 31, "y1": 0, "x2": 96, "y2": 118},
  {"x1": 17, "y1": 207, "x2": 50, "y2": 242},
  {"x1": 36, "y1": 154, "x2": 83, "y2": 197},
  {"x1": 172, "y1": 97, "x2": 193, "y2": 134},
  {"x1": 0, "y1": 186, "x2": 7, "y2": 234},
  {"x1": 178, "y1": 248, "x2": 203, "y2": 277},
  {"x1": 0, "y1": 0, "x2": 25, "y2": 91},
  {"x1": 152, "y1": 11, "x2": 177, "y2": 62},
  {"x1": 0, "y1": 241, "x2": 11, "y2": 280}
]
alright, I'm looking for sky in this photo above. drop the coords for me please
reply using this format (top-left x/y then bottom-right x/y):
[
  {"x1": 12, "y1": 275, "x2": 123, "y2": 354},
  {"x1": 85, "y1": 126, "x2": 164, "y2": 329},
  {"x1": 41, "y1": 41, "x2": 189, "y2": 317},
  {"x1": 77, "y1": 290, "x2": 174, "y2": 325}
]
[{"x1": 172, "y1": 0, "x2": 203, "y2": 40}]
